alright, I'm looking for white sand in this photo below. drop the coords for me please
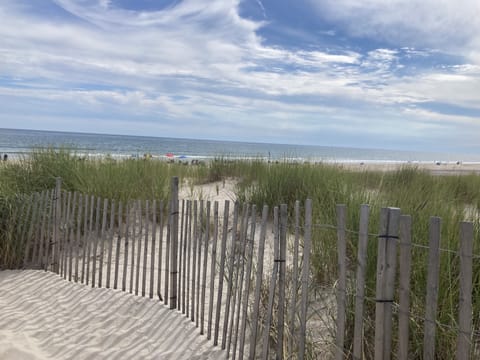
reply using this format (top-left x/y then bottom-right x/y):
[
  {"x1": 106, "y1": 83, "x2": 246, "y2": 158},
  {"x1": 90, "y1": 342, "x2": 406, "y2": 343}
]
[{"x1": 0, "y1": 270, "x2": 225, "y2": 359}]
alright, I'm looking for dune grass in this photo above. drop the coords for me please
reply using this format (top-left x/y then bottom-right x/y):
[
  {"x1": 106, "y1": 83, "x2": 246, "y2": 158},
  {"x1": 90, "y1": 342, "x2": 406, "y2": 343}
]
[{"x1": 1, "y1": 149, "x2": 480, "y2": 357}]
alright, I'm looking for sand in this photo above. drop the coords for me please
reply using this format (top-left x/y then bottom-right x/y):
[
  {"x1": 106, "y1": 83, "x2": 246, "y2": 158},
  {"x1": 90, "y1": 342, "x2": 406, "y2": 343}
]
[
  {"x1": 337, "y1": 161, "x2": 480, "y2": 175},
  {"x1": 0, "y1": 270, "x2": 225, "y2": 360}
]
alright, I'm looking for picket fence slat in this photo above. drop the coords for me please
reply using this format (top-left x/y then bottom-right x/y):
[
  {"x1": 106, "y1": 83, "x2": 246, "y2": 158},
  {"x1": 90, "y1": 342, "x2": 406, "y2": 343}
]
[
  {"x1": 398, "y1": 215, "x2": 412, "y2": 360},
  {"x1": 353, "y1": 204, "x2": 370, "y2": 360},
  {"x1": 335, "y1": 204, "x2": 347, "y2": 360},
  {"x1": 423, "y1": 217, "x2": 441, "y2": 360},
  {"x1": 457, "y1": 222, "x2": 474, "y2": 360}
]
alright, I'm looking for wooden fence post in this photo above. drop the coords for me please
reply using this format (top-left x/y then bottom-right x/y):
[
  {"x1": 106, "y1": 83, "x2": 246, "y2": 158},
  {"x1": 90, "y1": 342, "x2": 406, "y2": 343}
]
[
  {"x1": 170, "y1": 176, "x2": 179, "y2": 309},
  {"x1": 200, "y1": 201, "x2": 210, "y2": 335},
  {"x1": 398, "y1": 215, "x2": 412, "y2": 360},
  {"x1": 53, "y1": 178, "x2": 62, "y2": 273},
  {"x1": 261, "y1": 206, "x2": 279, "y2": 360},
  {"x1": 456, "y1": 221, "x2": 474, "y2": 360},
  {"x1": 98, "y1": 198, "x2": 108, "y2": 287},
  {"x1": 353, "y1": 204, "x2": 370, "y2": 360},
  {"x1": 238, "y1": 205, "x2": 256, "y2": 358},
  {"x1": 135, "y1": 200, "x2": 143, "y2": 296},
  {"x1": 336, "y1": 204, "x2": 347, "y2": 360},
  {"x1": 299, "y1": 199, "x2": 312, "y2": 360},
  {"x1": 288, "y1": 201, "x2": 301, "y2": 356},
  {"x1": 423, "y1": 217, "x2": 441, "y2": 360},
  {"x1": 207, "y1": 201, "x2": 219, "y2": 339},
  {"x1": 142, "y1": 200, "x2": 150, "y2": 297},
  {"x1": 276, "y1": 204, "x2": 288, "y2": 360},
  {"x1": 214, "y1": 201, "x2": 230, "y2": 346},
  {"x1": 106, "y1": 199, "x2": 115, "y2": 288},
  {"x1": 374, "y1": 207, "x2": 400, "y2": 360},
  {"x1": 150, "y1": 200, "x2": 157, "y2": 299},
  {"x1": 222, "y1": 202, "x2": 239, "y2": 350}
]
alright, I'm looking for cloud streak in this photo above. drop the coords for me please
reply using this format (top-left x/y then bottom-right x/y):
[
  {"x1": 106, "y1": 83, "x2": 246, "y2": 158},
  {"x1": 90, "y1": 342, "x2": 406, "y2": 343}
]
[{"x1": 0, "y1": 0, "x2": 479, "y2": 154}]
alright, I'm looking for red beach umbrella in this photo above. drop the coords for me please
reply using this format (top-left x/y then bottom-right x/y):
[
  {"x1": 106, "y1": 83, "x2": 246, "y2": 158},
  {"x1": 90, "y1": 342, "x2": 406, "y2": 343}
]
[{"x1": 166, "y1": 152, "x2": 174, "y2": 158}]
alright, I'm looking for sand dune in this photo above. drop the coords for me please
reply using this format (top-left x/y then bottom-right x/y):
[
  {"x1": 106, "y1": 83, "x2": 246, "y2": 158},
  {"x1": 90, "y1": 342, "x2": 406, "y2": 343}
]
[{"x1": 0, "y1": 270, "x2": 225, "y2": 360}]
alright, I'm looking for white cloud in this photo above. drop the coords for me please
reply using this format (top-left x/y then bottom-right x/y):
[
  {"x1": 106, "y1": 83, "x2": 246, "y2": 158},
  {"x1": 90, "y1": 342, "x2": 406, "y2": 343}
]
[{"x1": 309, "y1": 0, "x2": 480, "y2": 59}]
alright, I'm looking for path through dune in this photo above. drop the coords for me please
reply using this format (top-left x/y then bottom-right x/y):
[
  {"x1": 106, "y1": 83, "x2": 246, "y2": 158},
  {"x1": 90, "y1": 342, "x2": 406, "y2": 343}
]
[{"x1": 0, "y1": 270, "x2": 225, "y2": 360}]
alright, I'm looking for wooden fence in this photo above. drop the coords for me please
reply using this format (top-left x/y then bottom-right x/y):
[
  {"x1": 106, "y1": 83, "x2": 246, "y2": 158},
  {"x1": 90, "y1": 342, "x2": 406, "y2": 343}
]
[
  {"x1": 12, "y1": 177, "x2": 480, "y2": 359},
  {"x1": 18, "y1": 177, "x2": 314, "y2": 359}
]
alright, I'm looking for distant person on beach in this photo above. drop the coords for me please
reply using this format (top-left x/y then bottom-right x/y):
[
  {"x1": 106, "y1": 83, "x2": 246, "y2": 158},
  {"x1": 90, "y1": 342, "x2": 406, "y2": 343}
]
[{"x1": 3, "y1": 154, "x2": 7, "y2": 161}]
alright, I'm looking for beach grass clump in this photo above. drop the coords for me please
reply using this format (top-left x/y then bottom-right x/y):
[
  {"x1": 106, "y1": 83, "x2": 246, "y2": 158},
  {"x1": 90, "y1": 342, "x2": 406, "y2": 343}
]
[
  {"x1": 0, "y1": 147, "x2": 200, "y2": 202},
  {"x1": 233, "y1": 162, "x2": 480, "y2": 358}
]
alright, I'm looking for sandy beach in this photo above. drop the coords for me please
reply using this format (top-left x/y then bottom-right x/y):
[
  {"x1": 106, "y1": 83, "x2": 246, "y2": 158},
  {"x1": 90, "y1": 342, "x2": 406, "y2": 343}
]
[
  {"x1": 332, "y1": 161, "x2": 480, "y2": 175},
  {"x1": 0, "y1": 270, "x2": 225, "y2": 360}
]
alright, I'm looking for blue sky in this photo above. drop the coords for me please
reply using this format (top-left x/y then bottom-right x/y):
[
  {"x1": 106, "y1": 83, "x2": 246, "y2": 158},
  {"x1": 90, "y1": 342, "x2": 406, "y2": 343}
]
[{"x1": 1, "y1": 0, "x2": 480, "y2": 154}]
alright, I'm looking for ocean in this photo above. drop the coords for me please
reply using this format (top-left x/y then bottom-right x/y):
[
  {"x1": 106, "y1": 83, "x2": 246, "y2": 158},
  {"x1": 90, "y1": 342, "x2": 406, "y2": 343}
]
[{"x1": 1, "y1": 128, "x2": 479, "y2": 164}]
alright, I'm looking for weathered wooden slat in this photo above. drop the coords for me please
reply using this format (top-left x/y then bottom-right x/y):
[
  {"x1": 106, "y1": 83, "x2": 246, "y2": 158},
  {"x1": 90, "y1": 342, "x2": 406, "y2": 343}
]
[
  {"x1": 299, "y1": 199, "x2": 312, "y2": 360},
  {"x1": 130, "y1": 201, "x2": 137, "y2": 294},
  {"x1": 74, "y1": 194, "x2": 83, "y2": 281},
  {"x1": 353, "y1": 205, "x2": 370, "y2": 360},
  {"x1": 31, "y1": 191, "x2": 47, "y2": 267},
  {"x1": 186, "y1": 200, "x2": 192, "y2": 317},
  {"x1": 182, "y1": 200, "x2": 190, "y2": 314},
  {"x1": 457, "y1": 222, "x2": 474, "y2": 360},
  {"x1": 261, "y1": 206, "x2": 279, "y2": 360},
  {"x1": 142, "y1": 200, "x2": 150, "y2": 297},
  {"x1": 62, "y1": 192, "x2": 72, "y2": 280},
  {"x1": 122, "y1": 202, "x2": 129, "y2": 292},
  {"x1": 60, "y1": 191, "x2": 69, "y2": 277},
  {"x1": 68, "y1": 192, "x2": 79, "y2": 281},
  {"x1": 238, "y1": 205, "x2": 256, "y2": 359},
  {"x1": 249, "y1": 205, "x2": 268, "y2": 359},
  {"x1": 150, "y1": 200, "x2": 157, "y2": 299},
  {"x1": 178, "y1": 199, "x2": 185, "y2": 309},
  {"x1": 336, "y1": 204, "x2": 347, "y2": 360},
  {"x1": 200, "y1": 201, "x2": 211, "y2": 335},
  {"x1": 97, "y1": 198, "x2": 108, "y2": 287},
  {"x1": 19, "y1": 194, "x2": 34, "y2": 268},
  {"x1": 288, "y1": 201, "x2": 300, "y2": 356},
  {"x1": 114, "y1": 202, "x2": 122, "y2": 290},
  {"x1": 232, "y1": 204, "x2": 252, "y2": 360},
  {"x1": 374, "y1": 208, "x2": 389, "y2": 359},
  {"x1": 276, "y1": 204, "x2": 288, "y2": 360},
  {"x1": 423, "y1": 217, "x2": 441, "y2": 360},
  {"x1": 106, "y1": 199, "x2": 115, "y2": 288},
  {"x1": 85, "y1": 195, "x2": 95, "y2": 285},
  {"x1": 191, "y1": 200, "x2": 198, "y2": 321},
  {"x1": 37, "y1": 190, "x2": 50, "y2": 269},
  {"x1": 398, "y1": 215, "x2": 412, "y2": 360},
  {"x1": 207, "y1": 201, "x2": 219, "y2": 339},
  {"x1": 196, "y1": 201, "x2": 204, "y2": 326},
  {"x1": 157, "y1": 200, "x2": 164, "y2": 301},
  {"x1": 170, "y1": 177, "x2": 179, "y2": 309},
  {"x1": 164, "y1": 200, "x2": 171, "y2": 305},
  {"x1": 222, "y1": 202, "x2": 239, "y2": 350},
  {"x1": 383, "y1": 208, "x2": 400, "y2": 359},
  {"x1": 80, "y1": 194, "x2": 89, "y2": 283},
  {"x1": 135, "y1": 199, "x2": 143, "y2": 296},
  {"x1": 91, "y1": 196, "x2": 101, "y2": 288},
  {"x1": 44, "y1": 191, "x2": 55, "y2": 271},
  {"x1": 374, "y1": 207, "x2": 400, "y2": 360},
  {"x1": 53, "y1": 178, "x2": 62, "y2": 274}
]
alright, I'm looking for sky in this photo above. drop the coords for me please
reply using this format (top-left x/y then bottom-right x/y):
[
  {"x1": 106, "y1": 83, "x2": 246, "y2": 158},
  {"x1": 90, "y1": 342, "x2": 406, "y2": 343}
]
[{"x1": 1, "y1": 0, "x2": 480, "y2": 154}]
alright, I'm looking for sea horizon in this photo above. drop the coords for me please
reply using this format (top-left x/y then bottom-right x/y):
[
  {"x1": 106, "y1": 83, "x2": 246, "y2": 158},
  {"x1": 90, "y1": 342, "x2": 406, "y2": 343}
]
[{"x1": 1, "y1": 127, "x2": 480, "y2": 164}]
